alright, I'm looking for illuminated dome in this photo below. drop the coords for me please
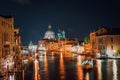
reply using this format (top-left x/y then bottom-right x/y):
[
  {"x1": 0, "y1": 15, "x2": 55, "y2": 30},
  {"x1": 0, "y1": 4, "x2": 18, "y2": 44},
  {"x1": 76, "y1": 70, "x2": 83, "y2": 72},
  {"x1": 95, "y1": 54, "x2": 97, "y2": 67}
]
[{"x1": 44, "y1": 25, "x2": 55, "y2": 40}]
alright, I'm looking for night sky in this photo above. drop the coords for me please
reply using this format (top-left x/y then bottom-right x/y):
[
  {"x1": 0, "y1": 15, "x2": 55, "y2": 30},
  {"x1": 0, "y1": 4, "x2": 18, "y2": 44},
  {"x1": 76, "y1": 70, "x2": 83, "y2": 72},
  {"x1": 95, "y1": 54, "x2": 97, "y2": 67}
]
[{"x1": 0, "y1": 0, "x2": 120, "y2": 45}]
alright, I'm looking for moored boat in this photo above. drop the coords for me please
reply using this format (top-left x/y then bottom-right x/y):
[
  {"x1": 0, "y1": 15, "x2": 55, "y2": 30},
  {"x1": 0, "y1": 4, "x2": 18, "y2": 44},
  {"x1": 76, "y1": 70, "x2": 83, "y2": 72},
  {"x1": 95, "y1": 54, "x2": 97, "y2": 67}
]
[{"x1": 82, "y1": 59, "x2": 93, "y2": 69}]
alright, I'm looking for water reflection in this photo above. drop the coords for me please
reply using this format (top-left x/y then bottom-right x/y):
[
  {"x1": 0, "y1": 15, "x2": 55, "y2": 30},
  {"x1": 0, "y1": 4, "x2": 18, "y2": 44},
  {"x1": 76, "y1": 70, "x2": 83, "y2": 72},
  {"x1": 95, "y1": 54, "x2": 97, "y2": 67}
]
[
  {"x1": 34, "y1": 59, "x2": 40, "y2": 80},
  {"x1": 96, "y1": 59, "x2": 119, "y2": 80},
  {"x1": 113, "y1": 60, "x2": 117, "y2": 80},
  {"x1": 51, "y1": 52, "x2": 54, "y2": 59},
  {"x1": 23, "y1": 53, "x2": 120, "y2": 80},
  {"x1": 85, "y1": 72, "x2": 90, "y2": 80},
  {"x1": 59, "y1": 52, "x2": 66, "y2": 80},
  {"x1": 76, "y1": 55, "x2": 83, "y2": 80},
  {"x1": 97, "y1": 60, "x2": 102, "y2": 80},
  {"x1": 43, "y1": 52, "x2": 49, "y2": 80}
]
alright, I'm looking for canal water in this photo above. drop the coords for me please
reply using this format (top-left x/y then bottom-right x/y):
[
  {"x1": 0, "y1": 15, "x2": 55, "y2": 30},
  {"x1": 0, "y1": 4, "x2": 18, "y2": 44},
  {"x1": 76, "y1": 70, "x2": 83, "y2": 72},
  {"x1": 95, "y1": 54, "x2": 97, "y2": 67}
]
[
  {"x1": 24, "y1": 54, "x2": 120, "y2": 80},
  {"x1": 1, "y1": 54, "x2": 120, "y2": 80}
]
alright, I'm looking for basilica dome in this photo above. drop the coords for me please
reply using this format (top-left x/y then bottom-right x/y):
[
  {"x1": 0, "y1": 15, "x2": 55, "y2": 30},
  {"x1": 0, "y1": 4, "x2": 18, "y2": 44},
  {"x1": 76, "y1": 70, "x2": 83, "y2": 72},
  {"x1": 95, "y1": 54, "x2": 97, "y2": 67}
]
[{"x1": 44, "y1": 25, "x2": 55, "y2": 40}]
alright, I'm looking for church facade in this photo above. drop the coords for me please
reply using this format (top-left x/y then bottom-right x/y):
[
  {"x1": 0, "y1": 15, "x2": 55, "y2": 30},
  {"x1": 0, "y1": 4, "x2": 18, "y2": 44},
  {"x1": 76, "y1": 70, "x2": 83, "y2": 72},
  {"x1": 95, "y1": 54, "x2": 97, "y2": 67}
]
[{"x1": 38, "y1": 25, "x2": 79, "y2": 56}]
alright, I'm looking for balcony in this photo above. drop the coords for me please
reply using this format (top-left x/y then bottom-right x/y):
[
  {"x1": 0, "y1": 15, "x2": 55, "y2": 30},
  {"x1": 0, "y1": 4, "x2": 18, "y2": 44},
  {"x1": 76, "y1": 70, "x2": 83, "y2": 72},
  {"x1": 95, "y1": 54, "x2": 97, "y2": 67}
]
[
  {"x1": 4, "y1": 41, "x2": 10, "y2": 47},
  {"x1": 5, "y1": 41, "x2": 10, "y2": 45}
]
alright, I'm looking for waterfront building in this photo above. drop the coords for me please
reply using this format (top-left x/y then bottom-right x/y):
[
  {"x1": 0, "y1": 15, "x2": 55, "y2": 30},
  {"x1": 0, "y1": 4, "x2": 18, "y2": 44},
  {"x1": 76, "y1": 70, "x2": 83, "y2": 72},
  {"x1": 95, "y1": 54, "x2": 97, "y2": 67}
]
[
  {"x1": 0, "y1": 16, "x2": 14, "y2": 58},
  {"x1": 38, "y1": 25, "x2": 80, "y2": 56},
  {"x1": 28, "y1": 41, "x2": 37, "y2": 53},
  {"x1": 21, "y1": 46, "x2": 29, "y2": 54},
  {"x1": 0, "y1": 15, "x2": 22, "y2": 60},
  {"x1": 71, "y1": 43, "x2": 84, "y2": 54},
  {"x1": 14, "y1": 28, "x2": 22, "y2": 54},
  {"x1": 57, "y1": 29, "x2": 66, "y2": 39},
  {"x1": 84, "y1": 43, "x2": 92, "y2": 54},
  {"x1": 89, "y1": 27, "x2": 120, "y2": 57}
]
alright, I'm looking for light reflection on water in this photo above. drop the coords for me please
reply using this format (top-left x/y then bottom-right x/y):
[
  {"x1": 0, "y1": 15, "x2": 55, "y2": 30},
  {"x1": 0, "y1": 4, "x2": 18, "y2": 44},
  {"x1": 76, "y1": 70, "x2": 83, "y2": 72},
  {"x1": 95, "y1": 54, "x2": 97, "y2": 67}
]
[
  {"x1": 85, "y1": 72, "x2": 89, "y2": 80},
  {"x1": 43, "y1": 52, "x2": 49, "y2": 80},
  {"x1": 96, "y1": 60, "x2": 102, "y2": 80},
  {"x1": 34, "y1": 59, "x2": 40, "y2": 80},
  {"x1": 59, "y1": 52, "x2": 65, "y2": 80},
  {"x1": 76, "y1": 55, "x2": 83, "y2": 80},
  {"x1": 1, "y1": 55, "x2": 120, "y2": 80},
  {"x1": 24, "y1": 53, "x2": 120, "y2": 80},
  {"x1": 113, "y1": 60, "x2": 117, "y2": 80},
  {"x1": 95, "y1": 59, "x2": 120, "y2": 80}
]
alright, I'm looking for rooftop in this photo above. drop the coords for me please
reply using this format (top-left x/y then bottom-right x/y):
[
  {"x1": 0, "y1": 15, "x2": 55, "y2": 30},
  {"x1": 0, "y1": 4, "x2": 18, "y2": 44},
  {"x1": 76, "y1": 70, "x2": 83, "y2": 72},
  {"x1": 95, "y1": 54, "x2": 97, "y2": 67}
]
[{"x1": 0, "y1": 15, "x2": 13, "y2": 18}]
